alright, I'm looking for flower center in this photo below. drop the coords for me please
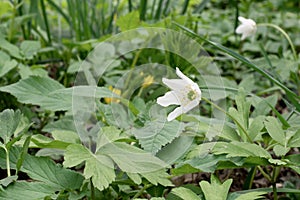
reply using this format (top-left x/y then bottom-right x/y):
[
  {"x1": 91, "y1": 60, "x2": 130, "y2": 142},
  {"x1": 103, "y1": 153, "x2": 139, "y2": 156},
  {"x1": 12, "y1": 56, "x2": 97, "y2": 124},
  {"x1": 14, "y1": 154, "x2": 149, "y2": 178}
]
[{"x1": 187, "y1": 90, "x2": 197, "y2": 101}]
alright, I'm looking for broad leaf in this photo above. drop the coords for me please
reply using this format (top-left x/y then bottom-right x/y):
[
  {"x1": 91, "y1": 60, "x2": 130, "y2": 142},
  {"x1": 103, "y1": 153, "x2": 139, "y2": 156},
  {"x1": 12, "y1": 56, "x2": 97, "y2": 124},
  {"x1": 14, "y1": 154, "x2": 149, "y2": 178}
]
[
  {"x1": 0, "y1": 109, "x2": 21, "y2": 144},
  {"x1": 0, "y1": 147, "x2": 84, "y2": 190},
  {"x1": 133, "y1": 117, "x2": 184, "y2": 154},
  {"x1": 20, "y1": 40, "x2": 41, "y2": 59},
  {"x1": 200, "y1": 175, "x2": 232, "y2": 200},
  {"x1": 171, "y1": 187, "x2": 201, "y2": 200},
  {"x1": 0, "y1": 181, "x2": 57, "y2": 200},
  {"x1": 116, "y1": 11, "x2": 140, "y2": 31},
  {"x1": 264, "y1": 116, "x2": 287, "y2": 146},
  {"x1": 100, "y1": 142, "x2": 167, "y2": 174},
  {"x1": 228, "y1": 191, "x2": 267, "y2": 200},
  {"x1": 212, "y1": 141, "x2": 271, "y2": 159},
  {"x1": 63, "y1": 144, "x2": 116, "y2": 191}
]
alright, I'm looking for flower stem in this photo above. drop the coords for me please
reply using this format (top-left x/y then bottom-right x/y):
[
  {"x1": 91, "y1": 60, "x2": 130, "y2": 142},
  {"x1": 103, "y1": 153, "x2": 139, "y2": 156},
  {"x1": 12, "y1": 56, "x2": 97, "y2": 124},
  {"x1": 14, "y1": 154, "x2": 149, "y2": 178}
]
[
  {"x1": 201, "y1": 97, "x2": 252, "y2": 143},
  {"x1": 132, "y1": 184, "x2": 153, "y2": 199},
  {"x1": 4, "y1": 147, "x2": 11, "y2": 177},
  {"x1": 257, "y1": 166, "x2": 272, "y2": 182},
  {"x1": 257, "y1": 23, "x2": 297, "y2": 60}
]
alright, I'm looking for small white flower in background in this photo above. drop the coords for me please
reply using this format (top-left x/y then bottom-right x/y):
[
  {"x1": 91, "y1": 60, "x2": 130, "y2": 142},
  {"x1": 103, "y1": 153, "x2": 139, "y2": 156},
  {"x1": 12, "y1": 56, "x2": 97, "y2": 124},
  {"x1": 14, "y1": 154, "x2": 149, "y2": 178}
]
[
  {"x1": 236, "y1": 16, "x2": 257, "y2": 40},
  {"x1": 157, "y1": 67, "x2": 201, "y2": 121}
]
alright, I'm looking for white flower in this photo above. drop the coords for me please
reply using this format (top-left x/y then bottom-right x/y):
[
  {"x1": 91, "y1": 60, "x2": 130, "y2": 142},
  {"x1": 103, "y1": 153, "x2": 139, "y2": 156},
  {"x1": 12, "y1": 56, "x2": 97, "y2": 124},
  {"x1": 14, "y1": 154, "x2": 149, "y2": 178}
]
[
  {"x1": 235, "y1": 16, "x2": 257, "y2": 40},
  {"x1": 157, "y1": 68, "x2": 201, "y2": 121}
]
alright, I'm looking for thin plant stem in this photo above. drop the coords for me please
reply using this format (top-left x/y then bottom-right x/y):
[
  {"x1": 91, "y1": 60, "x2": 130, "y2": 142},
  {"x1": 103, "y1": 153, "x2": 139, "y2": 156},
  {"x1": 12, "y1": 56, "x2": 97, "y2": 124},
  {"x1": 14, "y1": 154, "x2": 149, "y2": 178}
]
[
  {"x1": 4, "y1": 147, "x2": 11, "y2": 177},
  {"x1": 257, "y1": 23, "x2": 297, "y2": 60},
  {"x1": 132, "y1": 184, "x2": 152, "y2": 199},
  {"x1": 272, "y1": 166, "x2": 281, "y2": 200},
  {"x1": 90, "y1": 178, "x2": 95, "y2": 200},
  {"x1": 257, "y1": 166, "x2": 272, "y2": 182},
  {"x1": 201, "y1": 97, "x2": 252, "y2": 143}
]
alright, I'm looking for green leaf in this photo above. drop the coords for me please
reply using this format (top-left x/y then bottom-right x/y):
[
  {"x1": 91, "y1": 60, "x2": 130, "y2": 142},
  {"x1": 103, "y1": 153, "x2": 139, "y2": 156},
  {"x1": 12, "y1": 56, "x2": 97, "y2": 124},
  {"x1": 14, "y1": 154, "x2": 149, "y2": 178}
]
[
  {"x1": 0, "y1": 175, "x2": 18, "y2": 187},
  {"x1": 0, "y1": 59, "x2": 17, "y2": 78},
  {"x1": 100, "y1": 142, "x2": 167, "y2": 174},
  {"x1": 116, "y1": 11, "x2": 140, "y2": 31},
  {"x1": 85, "y1": 154, "x2": 116, "y2": 190},
  {"x1": 200, "y1": 175, "x2": 232, "y2": 200},
  {"x1": 133, "y1": 116, "x2": 184, "y2": 154},
  {"x1": 0, "y1": 109, "x2": 21, "y2": 144},
  {"x1": 20, "y1": 40, "x2": 41, "y2": 59},
  {"x1": 0, "y1": 76, "x2": 64, "y2": 110},
  {"x1": 0, "y1": 147, "x2": 84, "y2": 190},
  {"x1": 273, "y1": 144, "x2": 290, "y2": 157},
  {"x1": 171, "y1": 187, "x2": 201, "y2": 200},
  {"x1": 228, "y1": 92, "x2": 251, "y2": 141},
  {"x1": 63, "y1": 144, "x2": 116, "y2": 191},
  {"x1": 0, "y1": 37, "x2": 22, "y2": 59},
  {"x1": 0, "y1": 181, "x2": 57, "y2": 200},
  {"x1": 142, "y1": 170, "x2": 173, "y2": 186},
  {"x1": 288, "y1": 129, "x2": 300, "y2": 147},
  {"x1": 264, "y1": 116, "x2": 287, "y2": 146},
  {"x1": 212, "y1": 141, "x2": 271, "y2": 159},
  {"x1": 248, "y1": 116, "x2": 265, "y2": 141},
  {"x1": 228, "y1": 191, "x2": 266, "y2": 200}
]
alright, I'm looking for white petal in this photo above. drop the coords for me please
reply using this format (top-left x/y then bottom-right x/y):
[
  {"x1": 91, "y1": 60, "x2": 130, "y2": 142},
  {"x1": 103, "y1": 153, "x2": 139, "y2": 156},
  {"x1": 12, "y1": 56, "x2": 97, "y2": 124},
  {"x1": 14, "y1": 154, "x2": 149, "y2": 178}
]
[
  {"x1": 175, "y1": 67, "x2": 195, "y2": 85},
  {"x1": 238, "y1": 16, "x2": 247, "y2": 23},
  {"x1": 235, "y1": 25, "x2": 248, "y2": 34},
  {"x1": 183, "y1": 99, "x2": 200, "y2": 113},
  {"x1": 162, "y1": 78, "x2": 187, "y2": 91},
  {"x1": 167, "y1": 106, "x2": 183, "y2": 121},
  {"x1": 157, "y1": 91, "x2": 180, "y2": 107}
]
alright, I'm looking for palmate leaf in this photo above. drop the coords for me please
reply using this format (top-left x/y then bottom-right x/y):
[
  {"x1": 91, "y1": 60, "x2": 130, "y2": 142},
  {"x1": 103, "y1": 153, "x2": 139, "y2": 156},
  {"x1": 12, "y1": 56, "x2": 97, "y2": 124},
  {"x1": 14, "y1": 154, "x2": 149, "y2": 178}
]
[
  {"x1": 63, "y1": 144, "x2": 116, "y2": 191},
  {"x1": 200, "y1": 175, "x2": 232, "y2": 200}
]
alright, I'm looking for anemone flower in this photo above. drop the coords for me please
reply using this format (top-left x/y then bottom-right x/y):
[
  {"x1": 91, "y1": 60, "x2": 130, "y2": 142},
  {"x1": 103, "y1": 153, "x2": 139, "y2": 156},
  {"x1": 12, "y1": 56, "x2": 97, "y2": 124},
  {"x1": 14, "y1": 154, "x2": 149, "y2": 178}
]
[
  {"x1": 236, "y1": 16, "x2": 257, "y2": 40},
  {"x1": 157, "y1": 68, "x2": 201, "y2": 121}
]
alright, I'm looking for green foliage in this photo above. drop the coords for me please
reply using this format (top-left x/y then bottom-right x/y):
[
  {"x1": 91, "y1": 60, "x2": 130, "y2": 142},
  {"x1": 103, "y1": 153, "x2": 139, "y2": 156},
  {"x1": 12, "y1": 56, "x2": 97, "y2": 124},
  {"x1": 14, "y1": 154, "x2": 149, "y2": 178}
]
[{"x1": 0, "y1": 0, "x2": 299, "y2": 199}]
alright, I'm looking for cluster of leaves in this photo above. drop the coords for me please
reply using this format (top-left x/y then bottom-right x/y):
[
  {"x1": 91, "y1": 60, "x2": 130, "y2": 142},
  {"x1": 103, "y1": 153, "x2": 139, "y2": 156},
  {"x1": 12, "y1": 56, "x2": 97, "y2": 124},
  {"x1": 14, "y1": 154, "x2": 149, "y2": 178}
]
[{"x1": 0, "y1": 0, "x2": 299, "y2": 199}]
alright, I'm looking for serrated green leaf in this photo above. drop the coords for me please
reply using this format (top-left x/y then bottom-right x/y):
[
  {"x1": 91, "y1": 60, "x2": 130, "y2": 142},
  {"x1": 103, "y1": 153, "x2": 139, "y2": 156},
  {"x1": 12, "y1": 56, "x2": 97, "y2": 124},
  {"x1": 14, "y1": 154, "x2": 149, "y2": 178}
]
[
  {"x1": 212, "y1": 141, "x2": 271, "y2": 159},
  {"x1": 63, "y1": 144, "x2": 91, "y2": 167},
  {"x1": 96, "y1": 126, "x2": 123, "y2": 150},
  {"x1": 0, "y1": 37, "x2": 22, "y2": 59},
  {"x1": 133, "y1": 118, "x2": 184, "y2": 154},
  {"x1": 0, "y1": 76, "x2": 64, "y2": 110},
  {"x1": 142, "y1": 170, "x2": 173, "y2": 186},
  {"x1": 288, "y1": 129, "x2": 300, "y2": 147},
  {"x1": 100, "y1": 142, "x2": 167, "y2": 174},
  {"x1": 127, "y1": 172, "x2": 142, "y2": 185},
  {"x1": 273, "y1": 144, "x2": 290, "y2": 157},
  {"x1": 85, "y1": 154, "x2": 116, "y2": 190},
  {"x1": 0, "y1": 109, "x2": 21, "y2": 144},
  {"x1": 116, "y1": 11, "x2": 140, "y2": 31},
  {"x1": 264, "y1": 116, "x2": 286, "y2": 146},
  {"x1": 20, "y1": 40, "x2": 41, "y2": 59},
  {"x1": 248, "y1": 116, "x2": 265, "y2": 141},
  {"x1": 0, "y1": 147, "x2": 84, "y2": 191},
  {"x1": 228, "y1": 191, "x2": 266, "y2": 200},
  {"x1": 0, "y1": 181, "x2": 56, "y2": 200},
  {"x1": 0, "y1": 59, "x2": 17, "y2": 77},
  {"x1": 171, "y1": 187, "x2": 201, "y2": 200},
  {"x1": 200, "y1": 175, "x2": 232, "y2": 200},
  {"x1": 63, "y1": 144, "x2": 116, "y2": 191}
]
